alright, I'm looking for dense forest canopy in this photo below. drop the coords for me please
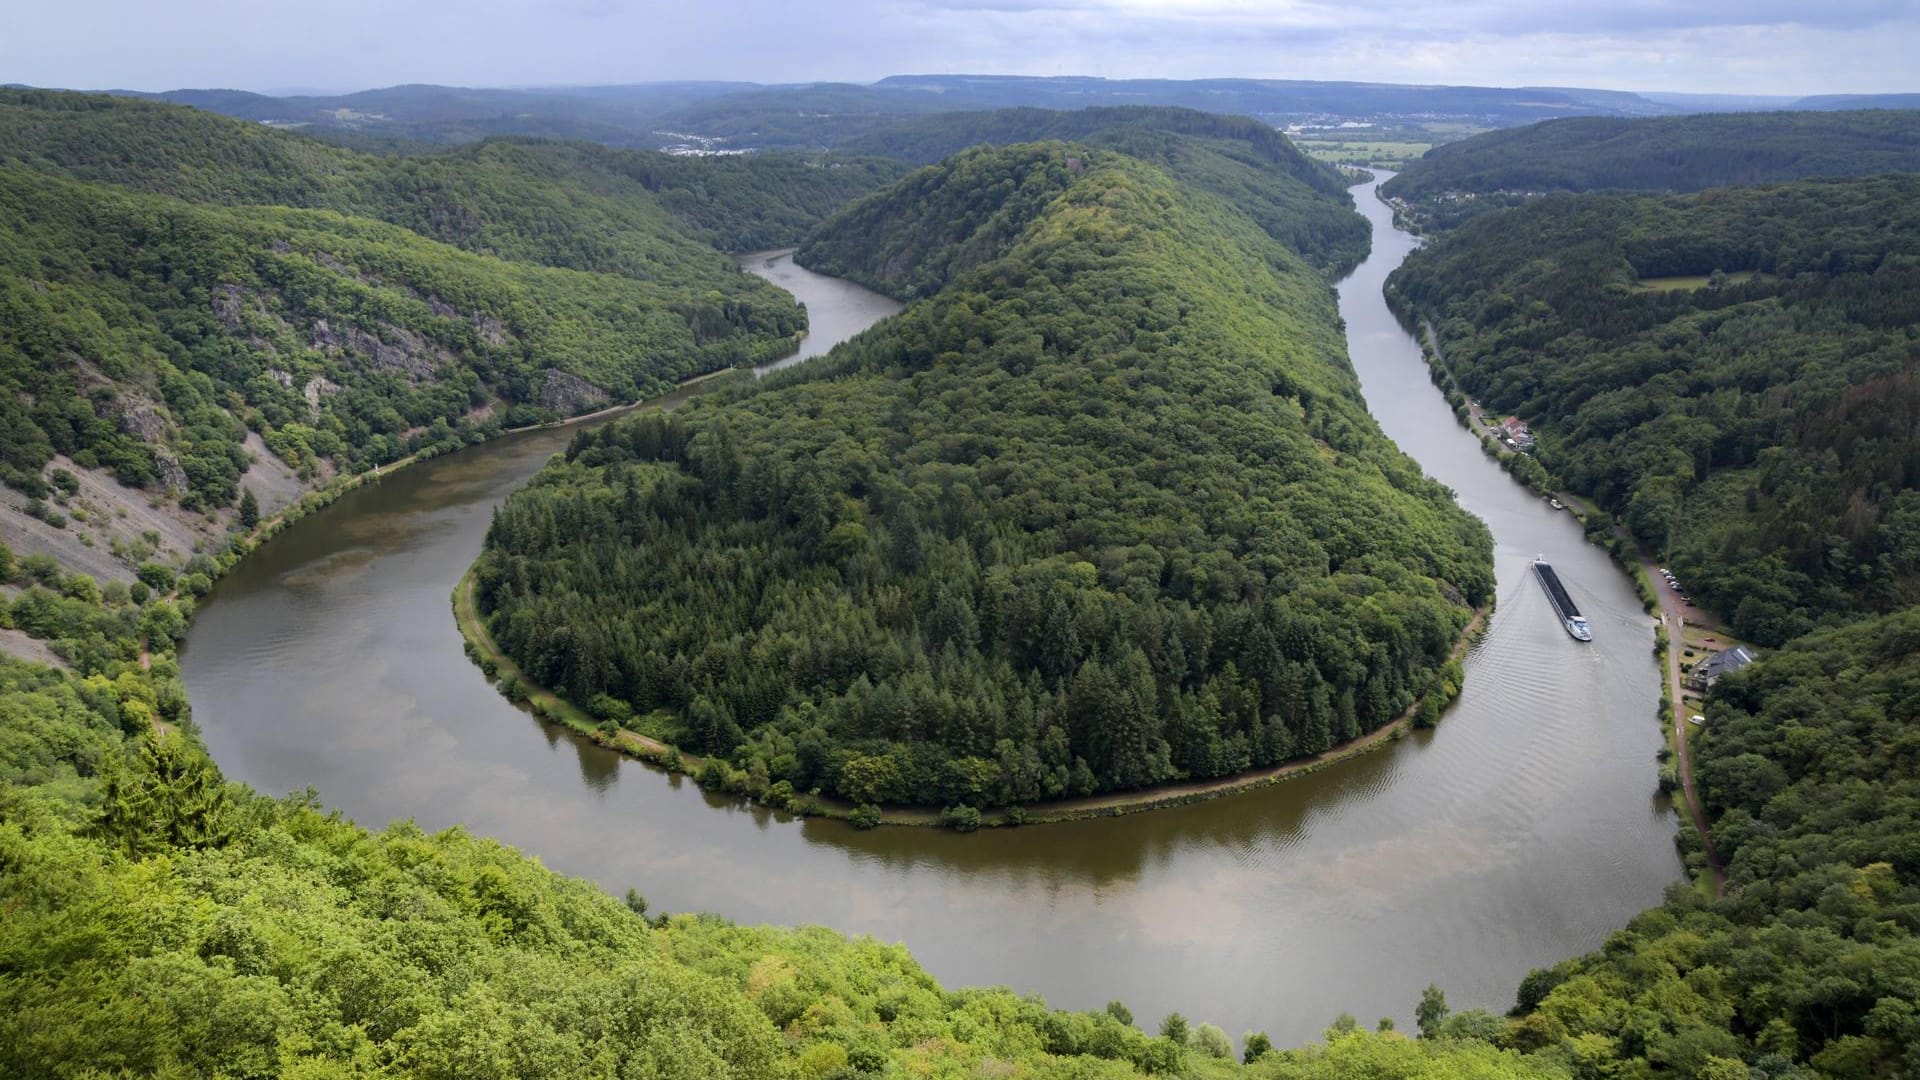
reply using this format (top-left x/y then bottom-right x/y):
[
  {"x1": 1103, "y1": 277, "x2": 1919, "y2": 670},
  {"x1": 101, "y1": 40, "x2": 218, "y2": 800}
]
[
  {"x1": 834, "y1": 106, "x2": 1367, "y2": 275},
  {"x1": 0, "y1": 165, "x2": 803, "y2": 508},
  {"x1": 1381, "y1": 109, "x2": 1920, "y2": 226},
  {"x1": 1388, "y1": 175, "x2": 1920, "y2": 645},
  {"x1": 0, "y1": 88, "x2": 905, "y2": 514},
  {"x1": 473, "y1": 144, "x2": 1492, "y2": 810}
]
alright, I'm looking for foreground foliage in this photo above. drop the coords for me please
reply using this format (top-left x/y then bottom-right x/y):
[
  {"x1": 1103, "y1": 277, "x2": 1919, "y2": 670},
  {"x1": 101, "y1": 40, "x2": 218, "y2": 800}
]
[
  {"x1": 1388, "y1": 175, "x2": 1920, "y2": 645},
  {"x1": 474, "y1": 144, "x2": 1490, "y2": 809}
]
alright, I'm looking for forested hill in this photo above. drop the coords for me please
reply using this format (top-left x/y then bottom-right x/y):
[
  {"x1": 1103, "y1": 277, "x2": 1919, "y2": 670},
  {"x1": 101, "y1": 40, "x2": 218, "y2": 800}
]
[
  {"x1": 793, "y1": 143, "x2": 1086, "y2": 300},
  {"x1": 473, "y1": 144, "x2": 1493, "y2": 812},
  {"x1": 0, "y1": 166, "x2": 802, "y2": 496},
  {"x1": 835, "y1": 106, "x2": 1368, "y2": 275},
  {"x1": 1381, "y1": 109, "x2": 1920, "y2": 208},
  {"x1": 0, "y1": 88, "x2": 906, "y2": 259},
  {"x1": 0, "y1": 88, "x2": 900, "y2": 585},
  {"x1": 1387, "y1": 174, "x2": 1920, "y2": 645}
]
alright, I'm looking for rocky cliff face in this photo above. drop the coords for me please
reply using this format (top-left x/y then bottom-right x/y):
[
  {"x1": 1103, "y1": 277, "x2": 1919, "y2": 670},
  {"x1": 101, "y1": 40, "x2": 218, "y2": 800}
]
[{"x1": 537, "y1": 369, "x2": 610, "y2": 414}]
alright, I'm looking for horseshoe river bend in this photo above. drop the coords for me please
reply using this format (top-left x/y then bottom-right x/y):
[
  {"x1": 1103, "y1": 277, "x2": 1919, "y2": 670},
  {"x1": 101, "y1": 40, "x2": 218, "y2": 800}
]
[{"x1": 183, "y1": 178, "x2": 1681, "y2": 1046}]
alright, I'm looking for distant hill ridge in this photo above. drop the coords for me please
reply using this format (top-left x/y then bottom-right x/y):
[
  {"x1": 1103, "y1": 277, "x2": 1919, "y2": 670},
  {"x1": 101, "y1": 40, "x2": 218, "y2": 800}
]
[{"x1": 1383, "y1": 108, "x2": 1920, "y2": 205}]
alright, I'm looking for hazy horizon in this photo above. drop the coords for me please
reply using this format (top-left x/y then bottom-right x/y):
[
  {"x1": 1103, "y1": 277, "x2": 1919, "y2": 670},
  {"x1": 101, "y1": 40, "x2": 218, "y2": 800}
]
[
  {"x1": 7, "y1": 0, "x2": 1917, "y2": 99},
  {"x1": 20, "y1": 76, "x2": 1887, "y2": 104}
]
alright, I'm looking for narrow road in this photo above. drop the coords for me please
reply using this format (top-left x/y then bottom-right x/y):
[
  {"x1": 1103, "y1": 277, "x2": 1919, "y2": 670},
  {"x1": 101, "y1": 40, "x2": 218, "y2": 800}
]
[{"x1": 1644, "y1": 552, "x2": 1727, "y2": 896}]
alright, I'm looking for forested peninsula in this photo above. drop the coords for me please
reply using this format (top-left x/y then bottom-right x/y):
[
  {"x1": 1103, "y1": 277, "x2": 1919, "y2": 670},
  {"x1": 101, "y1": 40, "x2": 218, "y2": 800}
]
[
  {"x1": 471, "y1": 143, "x2": 1492, "y2": 814},
  {"x1": 1388, "y1": 174, "x2": 1920, "y2": 645},
  {"x1": 0, "y1": 580, "x2": 1551, "y2": 1078}
]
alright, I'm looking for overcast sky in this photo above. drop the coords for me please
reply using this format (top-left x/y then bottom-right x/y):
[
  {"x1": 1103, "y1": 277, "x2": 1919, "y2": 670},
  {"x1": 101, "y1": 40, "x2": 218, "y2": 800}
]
[{"x1": 6, "y1": 0, "x2": 1916, "y2": 97}]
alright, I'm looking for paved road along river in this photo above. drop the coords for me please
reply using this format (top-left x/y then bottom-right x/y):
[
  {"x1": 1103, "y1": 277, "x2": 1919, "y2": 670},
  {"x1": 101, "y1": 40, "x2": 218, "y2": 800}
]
[{"x1": 185, "y1": 207, "x2": 1680, "y2": 1044}]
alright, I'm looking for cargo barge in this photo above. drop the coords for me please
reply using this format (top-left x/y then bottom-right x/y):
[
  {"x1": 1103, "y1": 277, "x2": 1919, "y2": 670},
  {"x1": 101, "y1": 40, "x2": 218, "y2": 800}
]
[{"x1": 1533, "y1": 557, "x2": 1592, "y2": 641}]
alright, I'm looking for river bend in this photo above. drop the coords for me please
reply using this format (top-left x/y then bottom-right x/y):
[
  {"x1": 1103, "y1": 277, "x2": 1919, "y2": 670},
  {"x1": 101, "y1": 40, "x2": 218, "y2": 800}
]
[{"x1": 186, "y1": 209, "x2": 1680, "y2": 1044}]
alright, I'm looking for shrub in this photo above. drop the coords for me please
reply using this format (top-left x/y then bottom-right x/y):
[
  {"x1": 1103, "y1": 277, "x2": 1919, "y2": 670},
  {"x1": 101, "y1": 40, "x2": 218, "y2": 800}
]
[
  {"x1": 939, "y1": 804, "x2": 981, "y2": 832},
  {"x1": 137, "y1": 562, "x2": 177, "y2": 591},
  {"x1": 850, "y1": 803, "x2": 883, "y2": 830}
]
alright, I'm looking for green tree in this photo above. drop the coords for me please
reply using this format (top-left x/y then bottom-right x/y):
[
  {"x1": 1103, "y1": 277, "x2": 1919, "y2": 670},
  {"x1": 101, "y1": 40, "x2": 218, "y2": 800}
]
[
  {"x1": 1417, "y1": 983, "x2": 1450, "y2": 1038},
  {"x1": 1243, "y1": 1031, "x2": 1274, "y2": 1063},
  {"x1": 1159, "y1": 1012, "x2": 1189, "y2": 1044}
]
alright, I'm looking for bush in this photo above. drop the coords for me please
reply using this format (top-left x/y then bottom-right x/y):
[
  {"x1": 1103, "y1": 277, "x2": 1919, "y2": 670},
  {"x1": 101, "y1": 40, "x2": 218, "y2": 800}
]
[
  {"x1": 1193, "y1": 1023, "x2": 1233, "y2": 1058},
  {"x1": 850, "y1": 803, "x2": 883, "y2": 829},
  {"x1": 137, "y1": 562, "x2": 177, "y2": 591},
  {"x1": 939, "y1": 804, "x2": 981, "y2": 832}
]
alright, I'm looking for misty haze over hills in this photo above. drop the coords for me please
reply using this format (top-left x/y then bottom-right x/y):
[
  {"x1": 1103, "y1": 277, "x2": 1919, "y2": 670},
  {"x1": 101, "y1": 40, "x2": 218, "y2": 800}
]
[{"x1": 32, "y1": 74, "x2": 1911, "y2": 153}]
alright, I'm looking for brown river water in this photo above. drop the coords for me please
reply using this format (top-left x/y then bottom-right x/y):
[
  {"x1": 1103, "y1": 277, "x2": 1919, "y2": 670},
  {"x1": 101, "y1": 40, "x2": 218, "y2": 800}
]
[{"x1": 185, "y1": 198, "x2": 1680, "y2": 1044}]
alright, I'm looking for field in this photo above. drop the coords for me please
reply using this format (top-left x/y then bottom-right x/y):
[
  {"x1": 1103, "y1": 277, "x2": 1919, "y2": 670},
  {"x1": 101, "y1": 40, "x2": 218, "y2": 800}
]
[
  {"x1": 1297, "y1": 139, "x2": 1433, "y2": 168},
  {"x1": 1633, "y1": 270, "x2": 1772, "y2": 291}
]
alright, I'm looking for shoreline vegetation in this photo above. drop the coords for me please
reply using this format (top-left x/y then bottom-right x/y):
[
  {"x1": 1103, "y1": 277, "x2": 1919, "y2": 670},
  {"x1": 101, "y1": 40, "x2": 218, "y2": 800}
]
[{"x1": 454, "y1": 557, "x2": 1490, "y2": 828}]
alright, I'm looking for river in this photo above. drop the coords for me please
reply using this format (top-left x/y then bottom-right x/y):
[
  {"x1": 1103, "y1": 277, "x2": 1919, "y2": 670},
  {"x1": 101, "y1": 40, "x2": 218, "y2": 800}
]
[{"x1": 184, "y1": 206, "x2": 1679, "y2": 1045}]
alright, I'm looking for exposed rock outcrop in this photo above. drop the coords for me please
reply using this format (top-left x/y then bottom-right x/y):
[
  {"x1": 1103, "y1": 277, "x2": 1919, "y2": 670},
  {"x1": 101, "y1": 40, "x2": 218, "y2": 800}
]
[
  {"x1": 472, "y1": 314, "x2": 508, "y2": 346},
  {"x1": 537, "y1": 369, "x2": 609, "y2": 415},
  {"x1": 311, "y1": 320, "x2": 446, "y2": 381},
  {"x1": 303, "y1": 376, "x2": 341, "y2": 419},
  {"x1": 114, "y1": 396, "x2": 170, "y2": 442},
  {"x1": 211, "y1": 283, "x2": 250, "y2": 329},
  {"x1": 153, "y1": 452, "x2": 189, "y2": 493}
]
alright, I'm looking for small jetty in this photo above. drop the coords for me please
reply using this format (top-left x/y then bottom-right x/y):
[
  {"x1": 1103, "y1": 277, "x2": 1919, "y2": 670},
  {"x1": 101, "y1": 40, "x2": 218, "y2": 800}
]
[{"x1": 1533, "y1": 557, "x2": 1592, "y2": 641}]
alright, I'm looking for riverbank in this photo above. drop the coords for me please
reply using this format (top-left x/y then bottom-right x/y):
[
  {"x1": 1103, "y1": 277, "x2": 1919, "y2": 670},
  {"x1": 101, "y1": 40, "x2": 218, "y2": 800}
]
[
  {"x1": 454, "y1": 552, "x2": 1490, "y2": 829},
  {"x1": 1403, "y1": 310, "x2": 1724, "y2": 892}
]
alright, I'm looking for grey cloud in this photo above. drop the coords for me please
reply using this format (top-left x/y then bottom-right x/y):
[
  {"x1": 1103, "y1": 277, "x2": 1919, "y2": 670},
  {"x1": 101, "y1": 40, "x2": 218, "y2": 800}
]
[{"x1": 1, "y1": 0, "x2": 1914, "y2": 97}]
